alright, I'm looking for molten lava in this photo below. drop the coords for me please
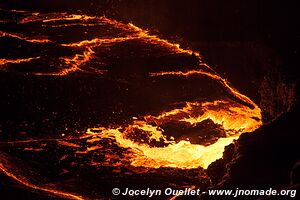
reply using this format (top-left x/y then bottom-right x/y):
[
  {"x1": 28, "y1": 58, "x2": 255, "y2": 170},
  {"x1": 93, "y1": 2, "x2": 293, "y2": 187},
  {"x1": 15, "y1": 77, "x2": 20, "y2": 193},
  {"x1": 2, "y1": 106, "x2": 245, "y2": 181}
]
[
  {"x1": 0, "y1": 9, "x2": 262, "y2": 199},
  {"x1": 84, "y1": 99, "x2": 261, "y2": 170}
]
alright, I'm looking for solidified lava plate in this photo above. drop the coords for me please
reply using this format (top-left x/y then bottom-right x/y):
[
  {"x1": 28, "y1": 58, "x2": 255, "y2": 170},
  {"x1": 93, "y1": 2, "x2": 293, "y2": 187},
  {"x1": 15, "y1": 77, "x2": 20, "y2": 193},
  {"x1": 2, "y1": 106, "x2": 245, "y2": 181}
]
[{"x1": 0, "y1": 9, "x2": 262, "y2": 199}]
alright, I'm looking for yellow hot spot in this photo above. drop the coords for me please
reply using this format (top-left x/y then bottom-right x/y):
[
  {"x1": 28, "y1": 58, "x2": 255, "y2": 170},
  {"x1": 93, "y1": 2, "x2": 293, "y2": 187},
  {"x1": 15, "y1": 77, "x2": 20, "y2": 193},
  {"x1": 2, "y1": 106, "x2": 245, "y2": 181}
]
[
  {"x1": 181, "y1": 101, "x2": 262, "y2": 133},
  {"x1": 87, "y1": 126, "x2": 239, "y2": 169},
  {"x1": 86, "y1": 98, "x2": 261, "y2": 170}
]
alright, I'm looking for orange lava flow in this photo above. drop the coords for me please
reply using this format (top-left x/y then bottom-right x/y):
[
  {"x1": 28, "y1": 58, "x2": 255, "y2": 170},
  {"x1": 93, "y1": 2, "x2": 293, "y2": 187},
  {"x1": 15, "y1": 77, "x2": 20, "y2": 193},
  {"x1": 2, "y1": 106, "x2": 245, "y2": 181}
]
[
  {"x1": 0, "y1": 57, "x2": 40, "y2": 66},
  {"x1": 150, "y1": 69, "x2": 257, "y2": 107},
  {"x1": 44, "y1": 14, "x2": 209, "y2": 75},
  {"x1": 1, "y1": 31, "x2": 51, "y2": 43},
  {"x1": 85, "y1": 98, "x2": 261, "y2": 169},
  {"x1": 1, "y1": 12, "x2": 212, "y2": 75}
]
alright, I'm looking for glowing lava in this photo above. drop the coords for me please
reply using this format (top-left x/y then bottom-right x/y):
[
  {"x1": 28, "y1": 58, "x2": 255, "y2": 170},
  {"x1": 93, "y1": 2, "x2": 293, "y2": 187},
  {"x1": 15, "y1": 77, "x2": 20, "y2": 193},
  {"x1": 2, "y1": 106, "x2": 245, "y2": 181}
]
[
  {"x1": 0, "y1": 9, "x2": 262, "y2": 170},
  {"x1": 84, "y1": 99, "x2": 261, "y2": 170},
  {"x1": 0, "y1": 9, "x2": 262, "y2": 199}
]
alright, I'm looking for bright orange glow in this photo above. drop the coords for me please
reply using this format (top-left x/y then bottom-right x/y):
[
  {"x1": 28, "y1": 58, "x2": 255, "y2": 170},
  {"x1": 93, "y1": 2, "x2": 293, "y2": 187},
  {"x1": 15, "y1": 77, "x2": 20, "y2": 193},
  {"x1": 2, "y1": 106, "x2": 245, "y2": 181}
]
[
  {"x1": 0, "y1": 57, "x2": 40, "y2": 66},
  {"x1": 1, "y1": 31, "x2": 51, "y2": 43},
  {"x1": 1, "y1": 13, "x2": 212, "y2": 75},
  {"x1": 84, "y1": 98, "x2": 261, "y2": 170}
]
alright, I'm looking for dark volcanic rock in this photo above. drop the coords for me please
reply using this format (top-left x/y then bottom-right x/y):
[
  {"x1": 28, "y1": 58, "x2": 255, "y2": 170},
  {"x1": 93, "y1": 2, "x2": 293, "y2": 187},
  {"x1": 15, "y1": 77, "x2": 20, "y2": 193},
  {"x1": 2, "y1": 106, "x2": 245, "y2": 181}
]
[
  {"x1": 259, "y1": 68, "x2": 296, "y2": 123},
  {"x1": 205, "y1": 97, "x2": 300, "y2": 200},
  {"x1": 161, "y1": 119, "x2": 227, "y2": 146}
]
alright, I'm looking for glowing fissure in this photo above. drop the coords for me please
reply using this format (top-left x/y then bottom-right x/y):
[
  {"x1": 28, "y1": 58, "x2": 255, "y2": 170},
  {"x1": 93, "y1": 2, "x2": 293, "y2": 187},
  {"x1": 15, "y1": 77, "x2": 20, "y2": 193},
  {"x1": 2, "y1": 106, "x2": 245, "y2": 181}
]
[
  {"x1": 1, "y1": 31, "x2": 51, "y2": 43},
  {"x1": 53, "y1": 22, "x2": 206, "y2": 76},
  {"x1": 150, "y1": 70, "x2": 257, "y2": 108},
  {"x1": 0, "y1": 57, "x2": 40, "y2": 66},
  {"x1": 1, "y1": 12, "x2": 211, "y2": 75}
]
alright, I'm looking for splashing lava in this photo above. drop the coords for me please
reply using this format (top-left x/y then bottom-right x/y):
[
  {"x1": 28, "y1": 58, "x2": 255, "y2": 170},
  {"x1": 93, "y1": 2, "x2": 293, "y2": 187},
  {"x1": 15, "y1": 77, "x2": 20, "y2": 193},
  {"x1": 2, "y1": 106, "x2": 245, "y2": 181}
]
[{"x1": 0, "y1": 9, "x2": 262, "y2": 199}]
